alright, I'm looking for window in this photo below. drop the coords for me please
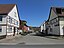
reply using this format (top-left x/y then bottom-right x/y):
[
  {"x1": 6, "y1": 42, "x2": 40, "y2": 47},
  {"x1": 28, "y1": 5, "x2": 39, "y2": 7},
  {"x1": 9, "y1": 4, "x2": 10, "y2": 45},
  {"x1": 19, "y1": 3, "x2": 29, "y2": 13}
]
[
  {"x1": 14, "y1": 19, "x2": 15, "y2": 24},
  {"x1": 0, "y1": 16, "x2": 2, "y2": 21},
  {"x1": 50, "y1": 28, "x2": 52, "y2": 32},
  {"x1": 59, "y1": 17, "x2": 64, "y2": 21},
  {"x1": 54, "y1": 24, "x2": 59, "y2": 26},
  {"x1": 9, "y1": 27, "x2": 12, "y2": 30},
  {"x1": 10, "y1": 18, "x2": 12, "y2": 23},
  {"x1": 16, "y1": 21, "x2": 18, "y2": 25},
  {"x1": 15, "y1": 21, "x2": 18, "y2": 25},
  {"x1": 62, "y1": 9, "x2": 64, "y2": 12},
  {"x1": 0, "y1": 29, "x2": 2, "y2": 32},
  {"x1": 0, "y1": 27, "x2": 2, "y2": 32},
  {"x1": 8, "y1": 16, "x2": 12, "y2": 23},
  {"x1": 56, "y1": 18, "x2": 58, "y2": 22},
  {"x1": 14, "y1": 19, "x2": 16, "y2": 25},
  {"x1": 12, "y1": 19, "x2": 14, "y2": 24},
  {"x1": 8, "y1": 26, "x2": 12, "y2": 32},
  {"x1": 56, "y1": 8, "x2": 61, "y2": 14},
  {"x1": 54, "y1": 19, "x2": 57, "y2": 23},
  {"x1": 7, "y1": 17, "x2": 9, "y2": 22},
  {"x1": 8, "y1": 16, "x2": 11, "y2": 23},
  {"x1": 14, "y1": 12, "x2": 17, "y2": 17}
]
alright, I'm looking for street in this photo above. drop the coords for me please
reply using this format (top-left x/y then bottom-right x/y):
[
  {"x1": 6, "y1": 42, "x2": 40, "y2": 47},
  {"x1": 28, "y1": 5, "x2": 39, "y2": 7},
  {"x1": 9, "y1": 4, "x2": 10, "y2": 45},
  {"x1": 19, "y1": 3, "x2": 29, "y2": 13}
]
[
  {"x1": 0, "y1": 32, "x2": 64, "y2": 48},
  {"x1": 20, "y1": 33, "x2": 64, "y2": 45},
  {"x1": 0, "y1": 44, "x2": 64, "y2": 48},
  {"x1": 0, "y1": 32, "x2": 64, "y2": 45}
]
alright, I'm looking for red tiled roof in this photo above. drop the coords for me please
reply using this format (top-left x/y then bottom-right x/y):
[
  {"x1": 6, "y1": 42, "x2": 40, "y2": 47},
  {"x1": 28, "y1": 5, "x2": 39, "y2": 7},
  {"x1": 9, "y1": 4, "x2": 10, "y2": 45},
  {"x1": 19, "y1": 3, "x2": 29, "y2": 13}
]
[
  {"x1": 48, "y1": 7, "x2": 64, "y2": 21},
  {"x1": 0, "y1": 4, "x2": 15, "y2": 14},
  {"x1": 51, "y1": 7, "x2": 64, "y2": 16}
]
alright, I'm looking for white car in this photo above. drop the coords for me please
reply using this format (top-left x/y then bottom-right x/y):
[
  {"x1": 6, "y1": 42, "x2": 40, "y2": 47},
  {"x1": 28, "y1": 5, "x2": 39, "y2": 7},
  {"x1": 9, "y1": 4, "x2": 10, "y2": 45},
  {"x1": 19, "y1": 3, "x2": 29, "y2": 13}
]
[{"x1": 19, "y1": 30, "x2": 23, "y2": 34}]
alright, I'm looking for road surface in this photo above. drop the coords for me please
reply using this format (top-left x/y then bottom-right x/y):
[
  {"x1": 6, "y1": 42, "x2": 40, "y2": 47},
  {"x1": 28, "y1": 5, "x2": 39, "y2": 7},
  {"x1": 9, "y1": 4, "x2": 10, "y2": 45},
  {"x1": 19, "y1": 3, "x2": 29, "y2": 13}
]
[
  {"x1": 0, "y1": 44, "x2": 64, "y2": 48},
  {"x1": 0, "y1": 32, "x2": 64, "y2": 45}
]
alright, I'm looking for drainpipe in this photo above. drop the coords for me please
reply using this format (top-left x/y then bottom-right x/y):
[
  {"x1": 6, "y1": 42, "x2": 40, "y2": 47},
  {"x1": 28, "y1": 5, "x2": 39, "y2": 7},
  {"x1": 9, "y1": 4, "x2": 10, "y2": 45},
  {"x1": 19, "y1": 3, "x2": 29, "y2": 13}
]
[{"x1": 6, "y1": 16, "x2": 8, "y2": 36}]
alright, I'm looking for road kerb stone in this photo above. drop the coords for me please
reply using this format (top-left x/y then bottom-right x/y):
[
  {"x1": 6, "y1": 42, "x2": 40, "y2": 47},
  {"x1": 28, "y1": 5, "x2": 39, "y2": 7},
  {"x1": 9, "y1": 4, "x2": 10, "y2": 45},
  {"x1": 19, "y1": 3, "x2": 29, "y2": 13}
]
[{"x1": 25, "y1": 43, "x2": 64, "y2": 45}]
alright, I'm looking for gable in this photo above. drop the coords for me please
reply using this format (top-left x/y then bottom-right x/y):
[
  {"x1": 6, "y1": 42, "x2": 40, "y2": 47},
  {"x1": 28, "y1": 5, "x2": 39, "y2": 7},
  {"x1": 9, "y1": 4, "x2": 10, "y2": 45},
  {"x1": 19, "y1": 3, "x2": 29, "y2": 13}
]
[
  {"x1": 8, "y1": 5, "x2": 19, "y2": 21},
  {"x1": 49, "y1": 9, "x2": 58, "y2": 21}
]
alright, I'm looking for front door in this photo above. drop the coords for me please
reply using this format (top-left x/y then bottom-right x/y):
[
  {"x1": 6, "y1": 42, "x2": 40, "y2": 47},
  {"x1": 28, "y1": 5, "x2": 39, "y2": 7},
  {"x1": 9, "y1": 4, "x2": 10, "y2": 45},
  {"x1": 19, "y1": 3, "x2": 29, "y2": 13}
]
[
  {"x1": 63, "y1": 26, "x2": 64, "y2": 36},
  {"x1": 13, "y1": 27, "x2": 15, "y2": 36},
  {"x1": 46, "y1": 28, "x2": 48, "y2": 35}
]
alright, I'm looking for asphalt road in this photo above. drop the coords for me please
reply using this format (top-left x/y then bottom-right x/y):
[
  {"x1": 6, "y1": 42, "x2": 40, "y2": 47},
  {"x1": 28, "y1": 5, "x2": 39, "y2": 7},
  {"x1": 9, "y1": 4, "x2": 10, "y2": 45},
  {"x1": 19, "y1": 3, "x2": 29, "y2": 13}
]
[
  {"x1": 0, "y1": 32, "x2": 64, "y2": 45},
  {"x1": 0, "y1": 44, "x2": 64, "y2": 48}
]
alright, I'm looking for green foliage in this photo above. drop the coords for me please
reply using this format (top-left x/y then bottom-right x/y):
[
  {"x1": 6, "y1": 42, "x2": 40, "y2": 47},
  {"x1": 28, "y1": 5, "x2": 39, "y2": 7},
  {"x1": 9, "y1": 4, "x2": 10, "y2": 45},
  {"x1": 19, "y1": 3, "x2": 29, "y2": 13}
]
[{"x1": 21, "y1": 22, "x2": 26, "y2": 26}]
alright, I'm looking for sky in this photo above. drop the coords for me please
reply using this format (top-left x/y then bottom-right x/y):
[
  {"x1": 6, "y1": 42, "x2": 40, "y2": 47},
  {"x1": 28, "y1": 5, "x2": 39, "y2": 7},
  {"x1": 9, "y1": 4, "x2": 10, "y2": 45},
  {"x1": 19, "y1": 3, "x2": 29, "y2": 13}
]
[{"x1": 0, "y1": 0, "x2": 64, "y2": 27}]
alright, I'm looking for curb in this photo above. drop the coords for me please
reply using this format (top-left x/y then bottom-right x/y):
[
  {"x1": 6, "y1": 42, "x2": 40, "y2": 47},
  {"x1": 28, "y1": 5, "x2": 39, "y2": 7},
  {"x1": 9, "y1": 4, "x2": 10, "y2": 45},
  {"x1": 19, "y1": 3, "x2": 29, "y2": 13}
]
[
  {"x1": 0, "y1": 43, "x2": 64, "y2": 45},
  {"x1": 0, "y1": 43, "x2": 18, "y2": 45},
  {"x1": 0, "y1": 42, "x2": 25, "y2": 45},
  {"x1": 25, "y1": 43, "x2": 64, "y2": 45},
  {"x1": 2, "y1": 35, "x2": 21, "y2": 39}
]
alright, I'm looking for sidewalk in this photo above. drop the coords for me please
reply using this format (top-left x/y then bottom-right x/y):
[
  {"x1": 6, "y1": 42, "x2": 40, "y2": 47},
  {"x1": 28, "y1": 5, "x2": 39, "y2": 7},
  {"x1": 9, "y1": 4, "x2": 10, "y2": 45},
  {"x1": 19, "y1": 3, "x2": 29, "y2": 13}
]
[
  {"x1": 2, "y1": 34, "x2": 21, "y2": 39},
  {"x1": 34, "y1": 32, "x2": 64, "y2": 40},
  {"x1": 0, "y1": 34, "x2": 25, "y2": 45}
]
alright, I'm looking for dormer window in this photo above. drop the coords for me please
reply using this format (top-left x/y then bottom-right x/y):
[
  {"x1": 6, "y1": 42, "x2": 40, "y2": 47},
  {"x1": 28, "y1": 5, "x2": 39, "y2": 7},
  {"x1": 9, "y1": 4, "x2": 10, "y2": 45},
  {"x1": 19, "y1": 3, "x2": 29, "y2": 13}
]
[{"x1": 56, "y1": 8, "x2": 61, "y2": 14}]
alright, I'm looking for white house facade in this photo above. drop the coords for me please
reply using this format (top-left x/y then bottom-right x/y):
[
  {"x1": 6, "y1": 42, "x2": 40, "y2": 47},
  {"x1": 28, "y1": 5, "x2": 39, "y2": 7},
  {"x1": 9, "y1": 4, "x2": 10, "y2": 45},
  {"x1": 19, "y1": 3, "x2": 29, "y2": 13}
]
[
  {"x1": 47, "y1": 7, "x2": 64, "y2": 36},
  {"x1": 0, "y1": 4, "x2": 19, "y2": 37}
]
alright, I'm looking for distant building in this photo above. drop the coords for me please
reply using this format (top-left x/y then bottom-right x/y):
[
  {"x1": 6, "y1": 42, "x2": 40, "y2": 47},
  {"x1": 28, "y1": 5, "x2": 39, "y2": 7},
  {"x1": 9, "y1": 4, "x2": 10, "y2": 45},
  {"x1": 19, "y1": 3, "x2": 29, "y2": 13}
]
[
  {"x1": 32, "y1": 27, "x2": 40, "y2": 32},
  {"x1": 40, "y1": 21, "x2": 48, "y2": 34},
  {"x1": 40, "y1": 23, "x2": 44, "y2": 32},
  {"x1": 19, "y1": 20, "x2": 29, "y2": 32},
  {"x1": 0, "y1": 4, "x2": 19, "y2": 38}
]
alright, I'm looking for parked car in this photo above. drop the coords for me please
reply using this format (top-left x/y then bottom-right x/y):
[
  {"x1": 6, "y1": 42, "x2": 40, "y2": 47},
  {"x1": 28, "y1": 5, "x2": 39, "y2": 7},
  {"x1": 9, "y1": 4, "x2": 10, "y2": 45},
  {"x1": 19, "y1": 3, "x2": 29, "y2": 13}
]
[
  {"x1": 28, "y1": 30, "x2": 34, "y2": 33},
  {"x1": 19, "y1": 30, "x2": 23, "y2": 34}
]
